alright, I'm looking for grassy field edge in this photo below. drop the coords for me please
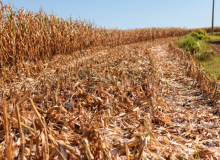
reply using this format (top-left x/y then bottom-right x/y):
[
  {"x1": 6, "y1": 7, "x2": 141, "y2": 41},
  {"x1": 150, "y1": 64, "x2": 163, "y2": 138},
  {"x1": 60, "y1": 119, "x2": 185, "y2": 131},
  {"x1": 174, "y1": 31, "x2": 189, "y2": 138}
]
[{"x1": 175, "y1": 31, "x2": 220, "y2": 81}]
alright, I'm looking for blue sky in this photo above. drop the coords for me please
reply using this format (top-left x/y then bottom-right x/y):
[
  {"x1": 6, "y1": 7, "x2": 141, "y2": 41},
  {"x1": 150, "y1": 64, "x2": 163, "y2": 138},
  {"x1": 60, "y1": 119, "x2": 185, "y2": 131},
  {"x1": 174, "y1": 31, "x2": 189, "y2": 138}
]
[{"x1": 2, "y1": 0, "x2": 219, "y2": 29}]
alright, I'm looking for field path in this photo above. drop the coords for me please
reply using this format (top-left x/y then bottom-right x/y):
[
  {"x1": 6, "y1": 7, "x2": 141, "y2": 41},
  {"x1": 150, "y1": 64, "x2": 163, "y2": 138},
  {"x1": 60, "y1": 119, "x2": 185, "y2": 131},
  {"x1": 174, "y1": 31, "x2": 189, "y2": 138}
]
[{"x1": 148, "y1": 43, "x2": 220, "y2": 159}]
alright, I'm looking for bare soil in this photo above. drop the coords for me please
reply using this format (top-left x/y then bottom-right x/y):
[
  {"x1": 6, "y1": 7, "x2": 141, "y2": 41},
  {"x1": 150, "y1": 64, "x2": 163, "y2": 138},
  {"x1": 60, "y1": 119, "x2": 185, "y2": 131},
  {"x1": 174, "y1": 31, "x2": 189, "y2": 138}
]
[{"x1": 209, "y1": 40, "x2": 220, "y2": 53}]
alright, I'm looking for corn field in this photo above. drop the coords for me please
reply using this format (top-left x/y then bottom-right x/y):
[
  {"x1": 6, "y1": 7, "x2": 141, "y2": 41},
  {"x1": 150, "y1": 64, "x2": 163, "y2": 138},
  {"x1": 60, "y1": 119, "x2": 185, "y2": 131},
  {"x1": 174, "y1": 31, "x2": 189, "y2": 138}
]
[
  {"x1": 1, "y1": 3, "x2": 220, "y2": 67},
  {"x1": 0, "y1": 2, "x2": 220, "y2": 160}
]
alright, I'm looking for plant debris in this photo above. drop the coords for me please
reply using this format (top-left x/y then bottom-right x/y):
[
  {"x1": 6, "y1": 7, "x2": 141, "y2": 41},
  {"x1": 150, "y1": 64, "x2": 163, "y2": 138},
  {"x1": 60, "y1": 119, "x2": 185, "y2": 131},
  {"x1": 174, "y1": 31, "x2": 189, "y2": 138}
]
[
  {"x1": 0, "y1": 3, "x2": 220, "y2": 159},
  {"x1": 0, "y1": 37, "x2": 219, "y2": 159}
]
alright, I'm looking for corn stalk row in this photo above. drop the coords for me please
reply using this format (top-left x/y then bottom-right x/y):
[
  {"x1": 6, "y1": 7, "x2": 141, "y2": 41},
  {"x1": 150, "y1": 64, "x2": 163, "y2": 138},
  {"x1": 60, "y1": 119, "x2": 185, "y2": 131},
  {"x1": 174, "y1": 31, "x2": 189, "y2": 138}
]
[{"x1": 1, "y1": 3, "x2": 220, "y2": 66}]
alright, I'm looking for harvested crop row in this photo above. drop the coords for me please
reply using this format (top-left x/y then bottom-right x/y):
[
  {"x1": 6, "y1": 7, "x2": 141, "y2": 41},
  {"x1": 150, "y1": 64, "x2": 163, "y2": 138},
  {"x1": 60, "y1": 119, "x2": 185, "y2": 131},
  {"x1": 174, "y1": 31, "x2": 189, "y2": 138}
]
[
  {"x1": 148, "y1": 41, "x2": 220, "y2": 159},
  {"x1": 1, "y1": 35, "x2": 219, "y2": 159},
  {"x1": 0, "y1": 39, "x2": 165, "y2": 159},
  {"x1": 168, "y1": 43, "x2": 219, "y2": 104}
]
